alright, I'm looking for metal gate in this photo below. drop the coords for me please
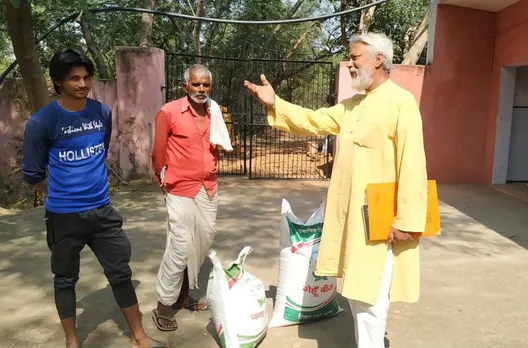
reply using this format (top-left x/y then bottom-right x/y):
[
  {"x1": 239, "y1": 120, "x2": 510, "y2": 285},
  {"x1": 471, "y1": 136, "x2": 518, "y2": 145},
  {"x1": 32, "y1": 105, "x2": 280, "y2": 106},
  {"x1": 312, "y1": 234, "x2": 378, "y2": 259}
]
[{"x1": 165, "y1": 53, "x2": 336, "y2": 180}]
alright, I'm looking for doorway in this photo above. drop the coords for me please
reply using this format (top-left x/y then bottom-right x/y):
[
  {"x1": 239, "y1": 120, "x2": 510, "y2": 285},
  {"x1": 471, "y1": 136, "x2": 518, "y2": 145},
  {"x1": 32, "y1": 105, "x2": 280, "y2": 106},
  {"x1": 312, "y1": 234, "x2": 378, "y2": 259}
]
[
  {"x1": 492, "y1": 65, "x2": 528, "y2": 184},
  {"x1": 507, "y1": 66, "x2": 528, "y2": 181}
]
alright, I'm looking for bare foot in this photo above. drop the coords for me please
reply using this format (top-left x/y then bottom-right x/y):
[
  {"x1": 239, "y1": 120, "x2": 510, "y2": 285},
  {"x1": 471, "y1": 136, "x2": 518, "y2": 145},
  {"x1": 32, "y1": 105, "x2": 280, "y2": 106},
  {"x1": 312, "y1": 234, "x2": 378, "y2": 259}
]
[{"x1": 65, "y1": 338, "x2": 80, "y2": 348}]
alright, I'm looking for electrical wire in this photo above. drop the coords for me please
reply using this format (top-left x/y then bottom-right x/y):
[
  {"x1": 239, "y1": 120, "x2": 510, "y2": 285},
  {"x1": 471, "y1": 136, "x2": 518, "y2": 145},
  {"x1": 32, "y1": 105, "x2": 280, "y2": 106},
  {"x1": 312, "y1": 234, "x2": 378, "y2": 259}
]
[
  {"x1": 93, "y1": 0, "x2": 389, "y2": 25},
  {"x1": 0, "y1": 0, "x2": 389, "y2": 83}
]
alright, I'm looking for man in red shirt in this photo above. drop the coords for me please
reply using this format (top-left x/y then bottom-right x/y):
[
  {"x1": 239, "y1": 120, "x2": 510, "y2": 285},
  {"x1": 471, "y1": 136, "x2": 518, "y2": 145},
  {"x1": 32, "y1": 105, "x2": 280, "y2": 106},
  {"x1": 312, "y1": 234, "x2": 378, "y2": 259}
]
[{"x1": 150, "y1": 64, "x2": 219, "y2": 331}]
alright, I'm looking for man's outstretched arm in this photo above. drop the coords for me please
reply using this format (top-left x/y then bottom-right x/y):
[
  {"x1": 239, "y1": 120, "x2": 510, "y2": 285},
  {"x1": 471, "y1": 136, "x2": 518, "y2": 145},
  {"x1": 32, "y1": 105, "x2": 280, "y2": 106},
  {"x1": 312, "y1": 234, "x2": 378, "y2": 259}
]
[{"x1": 244, "y1": 74, "x2": 347, "y2": 136}]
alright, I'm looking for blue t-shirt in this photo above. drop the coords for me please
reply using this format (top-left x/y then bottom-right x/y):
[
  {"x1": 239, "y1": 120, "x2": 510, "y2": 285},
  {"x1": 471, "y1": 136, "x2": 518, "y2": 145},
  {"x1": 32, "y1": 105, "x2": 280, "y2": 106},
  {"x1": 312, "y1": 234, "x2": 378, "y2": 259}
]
[{"x1": 22, "y1": 98, "x2": 112, "y2": 213}]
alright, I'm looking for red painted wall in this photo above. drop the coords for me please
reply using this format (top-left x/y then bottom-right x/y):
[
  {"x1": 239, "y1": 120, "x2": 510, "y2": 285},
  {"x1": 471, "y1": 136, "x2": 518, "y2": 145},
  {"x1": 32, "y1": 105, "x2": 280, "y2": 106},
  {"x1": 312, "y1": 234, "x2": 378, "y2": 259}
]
[
  {"x1": 390, "y1": 65, "x2": 425, "y2": 102},
  {"x1": 424, "y1": 4, "x2": 495, "y2": 183},
  {"x1": 484, "y1": 0, "x2": 528, "y2": 182}
]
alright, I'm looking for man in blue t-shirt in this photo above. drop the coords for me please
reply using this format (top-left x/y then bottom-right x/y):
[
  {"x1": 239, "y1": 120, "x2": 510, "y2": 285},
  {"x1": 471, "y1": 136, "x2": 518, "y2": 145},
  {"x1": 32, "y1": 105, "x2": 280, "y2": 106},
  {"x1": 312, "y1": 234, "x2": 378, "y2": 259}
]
[{"x1": 22, "y1": 48, "x2": 164, "y2": 348}]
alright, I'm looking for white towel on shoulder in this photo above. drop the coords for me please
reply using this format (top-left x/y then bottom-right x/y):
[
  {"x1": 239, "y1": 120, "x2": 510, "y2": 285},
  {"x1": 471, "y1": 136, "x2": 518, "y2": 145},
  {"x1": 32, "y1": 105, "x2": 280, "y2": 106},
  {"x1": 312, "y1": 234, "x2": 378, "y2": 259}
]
[{"x1": 207, "y1": 97, "x2": 233, "y2": 152}]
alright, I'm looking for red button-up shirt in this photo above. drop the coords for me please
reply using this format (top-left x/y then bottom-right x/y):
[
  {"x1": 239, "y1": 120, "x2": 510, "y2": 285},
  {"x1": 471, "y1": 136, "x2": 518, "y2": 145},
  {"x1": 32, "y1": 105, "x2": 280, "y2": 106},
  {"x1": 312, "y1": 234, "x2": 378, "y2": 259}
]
[{"x1": 151, "y1": 96, "x2": 218, "y2": 198}]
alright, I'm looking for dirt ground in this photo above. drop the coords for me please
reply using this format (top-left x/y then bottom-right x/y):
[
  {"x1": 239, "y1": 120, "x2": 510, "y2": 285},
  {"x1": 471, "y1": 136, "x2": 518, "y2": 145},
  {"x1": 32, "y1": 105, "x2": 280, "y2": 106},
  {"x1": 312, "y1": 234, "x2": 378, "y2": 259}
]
[
  {"x1": 218, "y1": 136, "x2": 332, "y2": 179},
  {"x1": 1, "y1": 178, "x2": 527, "y2": 348}
]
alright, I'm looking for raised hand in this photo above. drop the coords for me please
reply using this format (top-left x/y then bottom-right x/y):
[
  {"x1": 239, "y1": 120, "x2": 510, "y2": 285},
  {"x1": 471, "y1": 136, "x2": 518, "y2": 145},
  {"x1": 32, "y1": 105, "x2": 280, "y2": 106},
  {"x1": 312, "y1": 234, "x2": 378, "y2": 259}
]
[{"x1": 243, "y1": 74, "x2": 276, "y2": 109}]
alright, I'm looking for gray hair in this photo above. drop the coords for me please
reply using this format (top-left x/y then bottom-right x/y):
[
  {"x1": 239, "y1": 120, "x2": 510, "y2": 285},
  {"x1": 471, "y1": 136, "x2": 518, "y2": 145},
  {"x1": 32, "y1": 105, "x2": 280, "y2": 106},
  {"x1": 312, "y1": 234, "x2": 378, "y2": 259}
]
[
  {"x1": 350, "y1": 32, "x2": 394, "y2": 73},
  {"x1": 184, "y1": 64, "x2": 213, "y2": 82}
]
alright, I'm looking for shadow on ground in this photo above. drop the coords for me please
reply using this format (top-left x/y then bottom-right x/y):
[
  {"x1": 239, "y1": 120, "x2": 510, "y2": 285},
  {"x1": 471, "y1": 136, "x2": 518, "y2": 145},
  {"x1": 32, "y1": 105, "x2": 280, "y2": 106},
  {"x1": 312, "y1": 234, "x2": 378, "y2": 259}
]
[
  {"x1": 2, "y1": 178, "x2": 528, "y2": 348},
  {"x1": 0, "y1": 178, "x2": 353, "y2": 348},
  {"x1": 296, "y1": 293, "x2": 357, "y2": 347},
  {"x1": 435, "y1": 184, "x2": 528, "y2": 251}
]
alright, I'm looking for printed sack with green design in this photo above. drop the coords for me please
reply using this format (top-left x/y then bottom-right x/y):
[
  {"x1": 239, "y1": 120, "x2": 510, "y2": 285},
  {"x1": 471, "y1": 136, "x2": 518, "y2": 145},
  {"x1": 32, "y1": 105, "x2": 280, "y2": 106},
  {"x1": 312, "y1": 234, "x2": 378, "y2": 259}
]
[
  {"x1": 207, "y1": 247, "x2": 268, "y2": 348},
  {"x1": 269, "y1": 199, "x2": 343, "y2": 328}
]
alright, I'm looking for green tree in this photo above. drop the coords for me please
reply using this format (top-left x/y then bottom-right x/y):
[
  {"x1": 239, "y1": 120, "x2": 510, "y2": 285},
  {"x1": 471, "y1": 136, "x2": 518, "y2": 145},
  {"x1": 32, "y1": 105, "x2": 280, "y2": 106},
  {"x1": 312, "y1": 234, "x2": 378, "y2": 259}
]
[{"x1": 3, "y1": 0, "x2": 49, "y2": 113}]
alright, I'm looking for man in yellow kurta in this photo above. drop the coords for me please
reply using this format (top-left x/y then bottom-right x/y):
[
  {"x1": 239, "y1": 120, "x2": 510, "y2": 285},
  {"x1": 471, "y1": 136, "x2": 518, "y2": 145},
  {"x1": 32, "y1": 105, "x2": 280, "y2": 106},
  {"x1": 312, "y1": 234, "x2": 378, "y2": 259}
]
[{"x1": 244, "y1": 32, "x2": 428, "y2": 348}]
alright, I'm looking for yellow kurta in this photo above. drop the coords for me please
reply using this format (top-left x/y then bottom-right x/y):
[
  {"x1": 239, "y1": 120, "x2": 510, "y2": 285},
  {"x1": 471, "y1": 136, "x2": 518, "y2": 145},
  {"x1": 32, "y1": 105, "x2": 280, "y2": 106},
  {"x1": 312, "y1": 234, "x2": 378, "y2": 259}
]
[{"x1": 268, "y1": 79, "x2": 428, "y2": 305}]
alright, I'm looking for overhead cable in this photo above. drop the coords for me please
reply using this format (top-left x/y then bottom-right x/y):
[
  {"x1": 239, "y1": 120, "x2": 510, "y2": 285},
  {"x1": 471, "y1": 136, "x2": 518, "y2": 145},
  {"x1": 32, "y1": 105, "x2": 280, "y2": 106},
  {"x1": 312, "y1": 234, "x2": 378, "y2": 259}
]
[{"x1": 0, "y1": 0, "x2": 389, "y2": 83}]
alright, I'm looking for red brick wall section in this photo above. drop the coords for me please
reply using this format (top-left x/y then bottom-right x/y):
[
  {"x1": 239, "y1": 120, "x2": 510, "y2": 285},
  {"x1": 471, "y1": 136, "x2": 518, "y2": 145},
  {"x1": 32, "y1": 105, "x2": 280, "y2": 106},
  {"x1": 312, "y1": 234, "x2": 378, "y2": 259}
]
[{"x1": 422, "y1": 5, "x2": 495, "y2": 183}]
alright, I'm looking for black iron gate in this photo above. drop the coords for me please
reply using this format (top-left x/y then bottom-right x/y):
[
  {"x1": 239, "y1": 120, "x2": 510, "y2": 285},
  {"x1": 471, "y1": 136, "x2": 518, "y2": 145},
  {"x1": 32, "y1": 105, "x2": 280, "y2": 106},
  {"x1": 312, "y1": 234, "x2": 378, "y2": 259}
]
[{"x1": 165, "y1": 53, "x2": 336, "y2": 180}]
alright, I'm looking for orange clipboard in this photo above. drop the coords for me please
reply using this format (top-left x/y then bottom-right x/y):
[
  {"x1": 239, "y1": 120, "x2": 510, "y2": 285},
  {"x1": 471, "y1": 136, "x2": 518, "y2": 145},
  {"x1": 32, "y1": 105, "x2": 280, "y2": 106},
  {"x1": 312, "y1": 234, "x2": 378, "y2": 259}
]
[{"x1": 362, "y1": 180, "x2": 441, "y2": 242}]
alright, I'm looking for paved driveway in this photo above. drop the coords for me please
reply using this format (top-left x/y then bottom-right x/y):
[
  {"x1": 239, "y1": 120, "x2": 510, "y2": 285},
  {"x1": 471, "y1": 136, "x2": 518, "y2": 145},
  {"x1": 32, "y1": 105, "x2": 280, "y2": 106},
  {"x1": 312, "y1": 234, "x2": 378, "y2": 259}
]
[{"x1": 0, "y1": 179, "x2": 527, "y2": 348}]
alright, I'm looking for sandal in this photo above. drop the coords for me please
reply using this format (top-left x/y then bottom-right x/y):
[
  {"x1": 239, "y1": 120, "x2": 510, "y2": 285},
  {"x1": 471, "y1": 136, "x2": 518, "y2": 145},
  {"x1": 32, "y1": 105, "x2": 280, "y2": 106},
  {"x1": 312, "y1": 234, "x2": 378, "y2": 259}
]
[
  {"x1": 173, "y1": 297, "x2": 209, "y2": 312},
  {"x1": 151, "y1": 309, "x2": 178, "y2": 332}
]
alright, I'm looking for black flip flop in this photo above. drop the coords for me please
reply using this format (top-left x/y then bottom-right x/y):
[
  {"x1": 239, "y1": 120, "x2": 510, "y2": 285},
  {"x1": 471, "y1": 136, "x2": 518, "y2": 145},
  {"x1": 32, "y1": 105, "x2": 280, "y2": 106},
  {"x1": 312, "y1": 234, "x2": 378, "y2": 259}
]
[{"x1": 151, "y1": 309, "x2": 178, "y2": 332}]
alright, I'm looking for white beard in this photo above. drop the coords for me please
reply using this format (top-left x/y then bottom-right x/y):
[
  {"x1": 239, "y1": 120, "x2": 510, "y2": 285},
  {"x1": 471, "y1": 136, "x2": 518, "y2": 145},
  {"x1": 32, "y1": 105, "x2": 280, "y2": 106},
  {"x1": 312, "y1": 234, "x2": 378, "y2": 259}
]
[
  {"x1": 189, "y1": 93, "x2": 209, "y2": 104},
  {"x1": 350, "y1": 66, "x2": 374, "y2": 91}
]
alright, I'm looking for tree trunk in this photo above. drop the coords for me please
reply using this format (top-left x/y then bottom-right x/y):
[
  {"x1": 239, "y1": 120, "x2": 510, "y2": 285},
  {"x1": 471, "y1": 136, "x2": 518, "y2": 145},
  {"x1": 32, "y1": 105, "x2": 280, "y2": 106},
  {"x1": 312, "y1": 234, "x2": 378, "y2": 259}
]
[
  {"x1": 193, "y1": 0, "x2": 204, "y2": 59},
  {"x1": 274, "y1": 55, "x2": 333, "y2": 85},
  {"x1": 80, "y1": 19, "x2": 109, "y2": 79},
  {"x1": 139, "y1": 0, "x2": 156, "y2": 47},
  {"x1": 276, "y1": 22, "x2": 318, "y2": 84},
  {"x1": 205, "y1": 0, "x2": 234, "y2": 55},
  {"x1": 401, "y1": 28, "x2": 428, "y2": 65},
  {"x1": 264, "y1": 0, "x2": 306, "y2": 48},
  {"x1": 401, "y1": 8, "x2": 429, "y2": 65},
  {"x1": 4, "y1": 0, "x2": 49, "y2": 113},
  {"x1": 283, "y1": 22, "x2": 318, "y2": 62},
  {"x1": 340, "y1": 0, "x2": 350, "y2": 47},
  {"x1": 403, "y1": 25, "x2": 415, "y2": 56},
  {"x1": 358, "y1": 0, "x2": 376, "y2": 34},
  {"x1": 169, "y1": 17, "x2": 186, "y2": 51}
]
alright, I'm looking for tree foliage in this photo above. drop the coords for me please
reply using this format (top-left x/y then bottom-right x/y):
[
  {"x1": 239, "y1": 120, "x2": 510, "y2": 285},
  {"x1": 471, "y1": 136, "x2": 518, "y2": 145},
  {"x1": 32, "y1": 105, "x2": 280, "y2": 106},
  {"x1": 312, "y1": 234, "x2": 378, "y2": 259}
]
[
  {"x1": 1, "y1": 0, "x2": 430, "y2": 80},
  {"x1": 0, "y1": 0, "x2": 429, "y2": 209}
]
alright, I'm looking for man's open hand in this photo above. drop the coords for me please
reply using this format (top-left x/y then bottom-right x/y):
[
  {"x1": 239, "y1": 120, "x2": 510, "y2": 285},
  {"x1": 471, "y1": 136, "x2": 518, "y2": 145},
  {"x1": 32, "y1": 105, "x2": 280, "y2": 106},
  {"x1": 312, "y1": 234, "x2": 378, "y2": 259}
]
[
  {"x1": 243, "y1": 74, "x2": 276, "y2": 109},
  {"x1": 388, "y1": 226, "x2": 414, "y2": 243}
]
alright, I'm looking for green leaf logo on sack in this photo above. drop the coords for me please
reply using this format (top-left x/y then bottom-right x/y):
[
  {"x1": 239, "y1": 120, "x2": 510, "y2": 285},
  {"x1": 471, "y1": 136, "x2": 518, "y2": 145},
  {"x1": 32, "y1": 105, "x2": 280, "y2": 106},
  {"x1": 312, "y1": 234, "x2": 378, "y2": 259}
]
[
  {"x1": 312, "y1": 271, "x2": 328, "y2": 282},
  {"x1": 257, "y1": 297, "x2": 266, "y2": 307}
]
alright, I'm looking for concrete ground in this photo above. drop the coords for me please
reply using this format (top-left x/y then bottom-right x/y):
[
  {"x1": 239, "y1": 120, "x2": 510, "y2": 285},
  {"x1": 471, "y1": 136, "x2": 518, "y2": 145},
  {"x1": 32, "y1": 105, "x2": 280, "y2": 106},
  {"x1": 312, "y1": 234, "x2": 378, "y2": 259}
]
[{"x1": 0, "y1": 178, "x2": 527, "y2": 348}]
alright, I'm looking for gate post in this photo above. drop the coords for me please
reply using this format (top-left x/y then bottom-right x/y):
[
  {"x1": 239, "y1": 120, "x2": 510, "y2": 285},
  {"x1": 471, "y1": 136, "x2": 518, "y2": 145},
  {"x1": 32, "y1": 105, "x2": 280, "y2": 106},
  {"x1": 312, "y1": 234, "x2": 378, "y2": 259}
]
[{"x1": 115, "y1": 46, "x2": 165, "y2": 180}]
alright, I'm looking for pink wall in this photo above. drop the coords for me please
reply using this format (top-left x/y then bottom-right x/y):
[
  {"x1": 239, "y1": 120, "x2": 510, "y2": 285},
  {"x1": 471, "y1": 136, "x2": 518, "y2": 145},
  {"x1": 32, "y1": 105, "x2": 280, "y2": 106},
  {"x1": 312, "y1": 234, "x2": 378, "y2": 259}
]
[
  {"x1": 422, "y1": 4, "x2": 495, "y2": 183},
  {"x1": 427, "y1": 0, "x2": 528, "y2": 183},
  {"x1": 390, "y1": 65, "x2": 425, "y2": 102},
  {"x1": 336, "y1": 62, "x2": 363, "y2": 102},
  {"x1": 115, "y1": 47, "x2": 165, "y2": 179},
  {"x1": 337, "y1": 7, "x2": 498, "y2": 185},
  {"x1": 484, "y1": 0, "x2": 528, "y2": 182},
  {"x1": 317, "y1": 3, "x2": 528, "y2": 184},
  {"x1": 0, "y1": 47, "x2": 166, "y2": 182},
  {"x1": 88, "y1": 80, "x2": 118, "y2": 162},
  {"x1": 0, "y1": 79, "x2": 29, "y2": 179},
  {"x1": 0, "y1": 80, "x2": 117, "y2": 181}
]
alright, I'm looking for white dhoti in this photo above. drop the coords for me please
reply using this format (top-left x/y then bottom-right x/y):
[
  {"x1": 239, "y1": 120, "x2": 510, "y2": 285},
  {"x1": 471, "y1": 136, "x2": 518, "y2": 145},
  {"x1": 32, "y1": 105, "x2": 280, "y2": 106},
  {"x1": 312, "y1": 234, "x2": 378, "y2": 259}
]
[
  {"x1": 349, "y1": 246, "x2": 394, "y2": 348},
  {"x1": 156, "y1": 185, "x2": 218, "y2": 306}
]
